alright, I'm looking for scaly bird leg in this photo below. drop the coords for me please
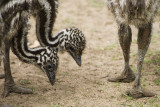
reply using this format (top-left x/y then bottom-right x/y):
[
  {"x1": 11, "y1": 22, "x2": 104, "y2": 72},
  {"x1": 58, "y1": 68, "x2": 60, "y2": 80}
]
[
  {"x1": 2, "y1": 39, "x2": 33, "y2": 98},
  {"x1": 0, "y1": 49, "x2": 5, "y2": 79},
  {"x1": 108, "y1": 24, "x2": 135, "y2": 83},
  {"x1": 126, "y1": 22, "x2": 156, "y2": 98}
]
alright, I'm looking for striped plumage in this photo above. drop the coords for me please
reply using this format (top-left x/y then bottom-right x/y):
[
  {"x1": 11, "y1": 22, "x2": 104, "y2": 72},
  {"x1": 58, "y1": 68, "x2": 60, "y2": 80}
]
[
  {"x1": 48, "y1": 27, "x2": 86, "y2": 66},
  {"x1": 0, "y1": 0, "x2": 59, "y2": 97},
  {"x1": 33, "y1": 0, "x2": 85, "y2": 65},
  {"x1": 11, "y1": 17, "x2": 58, "y2": 72},
  {"x1": 32, "y1": 0, "x2": 86, "y2": 66},
  {"x1": 11, "y1": 22, "x2": 58, "y2": 86},
  {"x1": 0, "y1": 0, "x2": 85, "y2": 97},
  {"x1": 106, "y1": 0, "x2": 160, "y2": 98},
  {"x1": 0, "y1": 0, "x2": 86, "y2": 66},
  {"x1": 106, "y1": 0, "x2": 159, "y2": 26}
]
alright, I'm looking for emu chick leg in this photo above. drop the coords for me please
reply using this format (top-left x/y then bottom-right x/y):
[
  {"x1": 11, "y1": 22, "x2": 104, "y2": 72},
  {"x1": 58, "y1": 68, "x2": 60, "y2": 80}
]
[{"x1": 2, "y1": 39, "x2": 33, "y2": 98}]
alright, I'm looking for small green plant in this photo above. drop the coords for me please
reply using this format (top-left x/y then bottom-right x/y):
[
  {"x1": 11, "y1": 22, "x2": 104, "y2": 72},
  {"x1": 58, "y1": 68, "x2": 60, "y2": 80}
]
[
  {"x1": 112, "y1": 56, "x2": 119, "y2": 60},
  {"x1": 154, "y1": 66, "x2": 160, "y2": 75},
  {"x1": 19, "y1": 79, "x2": 31, "y2": 85},
  {"x1": 131, "y1": 66, "x2": 137, "y2": 73},
  {"x1": 90, "y1": 0, "x2": 104, "y2": 8},
  {"x1": 31, "y1": 86, "x2": 35, "y2": 92},
  {"x1": 142, "y1": 84, "x2": 146, "y2": 88},
  {"x1": 114, "y1": 82, "x2": 120, "y2": 87},
  {"x1": 51, "y1": 102, "x2": 61, "y2": 107},
  {"x1": 153, "y1": 104, "x2": 160, "y2": 107},
  {"x1": 51, "y1": 102, "x2": 53, "y2": 107},
  {"x1": 149, "y1": 99, "x2": 156, "y2": 104},
  {"x1": 154, "y1": 79, "x2": 160, "y2": 86},
  {"x1": 144, "y1": 58, "x2": 152, "y2": 64},
  {"x1": 108, "y1": 44, "x2": 117, "y2": 51},
  {"x1": 110, "y1": 95, "x2": 115, "y2": 98},
  {"x1": 112, "y1": 54, "x2": 120, "y2": 61},
  {"x1": 120, "y1": 93, "x2": 133, "y2": 100},
  {"x1": 131, "y1": 52, "x2": 137, "y2": 57},
  {"x1": 132, "y1": 39, "x2": 137, "y2": 44},
  {"x1": 148, "y1": 97, "x2": 160, "y2": 107}
]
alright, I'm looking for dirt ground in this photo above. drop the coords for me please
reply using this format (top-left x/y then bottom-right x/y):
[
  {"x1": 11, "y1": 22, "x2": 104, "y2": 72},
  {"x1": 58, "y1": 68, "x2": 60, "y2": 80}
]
[{"x1": 0, "y1": 0, "x2": 160, "y2": 106}]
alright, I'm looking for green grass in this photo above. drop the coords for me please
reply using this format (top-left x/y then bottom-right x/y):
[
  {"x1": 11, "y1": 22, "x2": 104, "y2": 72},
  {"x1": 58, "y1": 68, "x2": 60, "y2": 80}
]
[
  {"x1": 19, "y1": 79, "x2": 31, "y2": 85},
  {"x1": 110, "y1": 95, "x2": 115, "y2": 99},
  {"x1": 154, "y1": 66, "x2": 160, "y2": 75},
  {"x1": 132, "y1": 39, "x2": 137, "y2": 44},
  {"x1": 114, "y1": 82, "x2": 120, "y2": 87},
  {"x1": 142, "y1": 84, "x2": 146, "y2": 88},
  {"x1": 107, "y1": 44, "x2": 117, "y2": 51},
  {"x1": 131, "y1": 66, "x2": 137, "y2": 73},
  {"x1": 112, "y1": 54, "x2": 120, "y2": 61},
  {"x1": 112, "y1": 56, "x2": 119, "y2": 60},
  {"x1": 51, "y1": 102, "x2": 61, "y2": 107},
  {"x1": 151, "y1": 34, "x2": 160, "y2": 43},
  {"x1": 148, "y1": 97, "x2": 160, "y2": 106},
  {"x1": 154, "y1": 79, "x2": 160, "y2": 86},
  {"x1": 119, "y1": 96, "x2": 160, "y2": 107},
  {"x1": 89, "y1": 0, "x2": 104, "y2": 8},
  {"x1": 120, "y1": 93, "x2": 133, "y2": 100},
  {"x1": 144, "y1": 58, "x2": 152, "y2": 64},
  {"x1": 143, "y1": 49, "x2": 160, "y2": 75}
]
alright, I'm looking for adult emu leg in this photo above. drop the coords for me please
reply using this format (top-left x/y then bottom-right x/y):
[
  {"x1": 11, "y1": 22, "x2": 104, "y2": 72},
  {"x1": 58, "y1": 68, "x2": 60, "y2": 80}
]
[
  {"x1": 0, "y1": 57, "x2": 4, "y2": 79},
  {"x1": 0, "y1": 53, "x2": 5, "y2": 79},
  {"x1": 2, "y1": 38, "x2": 33, "y2": 97},
  {"x1": 126, "y1": 22, "x2": 156, "y2": 98},
  {"x1": 0, "y1": 40, "x2": 5, "y2": 79},
  {"x1": 108, "y1": 24, "x2": 135, "y2": 83}
]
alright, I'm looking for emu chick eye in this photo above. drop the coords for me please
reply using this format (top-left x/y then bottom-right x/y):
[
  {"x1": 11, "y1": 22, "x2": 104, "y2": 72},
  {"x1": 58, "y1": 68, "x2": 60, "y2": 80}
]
[
  {"x1": 70, "y1": 47, "x2": 75, "y2": 52},
  {"x1": 47, "y1": 65, "x2": 52, "y2": 69}
]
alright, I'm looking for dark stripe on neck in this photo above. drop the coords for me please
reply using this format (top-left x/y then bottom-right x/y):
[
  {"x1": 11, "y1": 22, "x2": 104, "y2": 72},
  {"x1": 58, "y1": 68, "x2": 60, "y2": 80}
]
[
  {"x1": 51, "y1": 31, "x2": 64, "y2": 42},
  {"x1": 35, "y1": 0, "x2": 59, "y2": 47},
  {"x1": 47, "y1": 0, "x2": 57, "y2": 41},
  {"x1": 36, "y1": 7, "x2": 49, "y2": 46},
  {"x1": 12, "y1": 26, "x2": 36, "y2": 63},
  {"x1": 22, "y1": 29, "x2": 46, "y2": 55}
]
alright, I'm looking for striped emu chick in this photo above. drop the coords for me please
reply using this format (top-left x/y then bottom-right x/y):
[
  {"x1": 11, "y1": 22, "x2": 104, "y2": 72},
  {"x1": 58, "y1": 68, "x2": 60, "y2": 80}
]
[
  {"x1": 106, "y1": 0, "x2": 159, "y2": 98},
  {"x1": 33, "y1": 0, "x2": 86, "y2": 66},
  {"x1": 0, "y1": 0, "x2": 58, "y2": 97},
  {"x1": 11, "y1": 22, "x2": 59, "y2": 85}
]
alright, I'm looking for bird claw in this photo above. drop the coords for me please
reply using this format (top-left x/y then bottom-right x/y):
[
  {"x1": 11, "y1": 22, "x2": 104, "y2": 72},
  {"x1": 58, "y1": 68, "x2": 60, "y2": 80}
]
[
  {"x1": 2, "y1": 84, "x2": 33, "y2": 98},
  {"x1": 108, "y1": 75, "x2": 135, "y2": 83},
  {"x1": 108, "y1": 68, "x2": 135, "y2": 83},
  {"x1": 126, "y1": 87, "x2": 156, "y2": 98}
]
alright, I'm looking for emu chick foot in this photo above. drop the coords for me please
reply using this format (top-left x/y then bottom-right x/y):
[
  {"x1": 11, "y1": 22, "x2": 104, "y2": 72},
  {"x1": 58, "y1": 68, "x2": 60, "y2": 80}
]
[
  {"x1": 108, "y1": 68, "x2": 135, "y2": 83},
  {"x1": 2, "y1": 84, "x2": 33, "y2": 97},
  {"x1": 0, "y1": 74, "x2": 5, "y2": 79},
  {"x1": 126, "y1": 87, "x2": 156, "y2": 98}
]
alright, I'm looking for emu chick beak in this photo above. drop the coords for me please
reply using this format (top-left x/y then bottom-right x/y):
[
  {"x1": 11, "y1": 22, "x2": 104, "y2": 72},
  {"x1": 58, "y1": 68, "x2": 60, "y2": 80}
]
[
  {"x1": 46, "y1": 71, "x2": 55, "y2": 85},
  {"x1": 70, "y1": 52, "x2": 81, "y2": 66}
]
